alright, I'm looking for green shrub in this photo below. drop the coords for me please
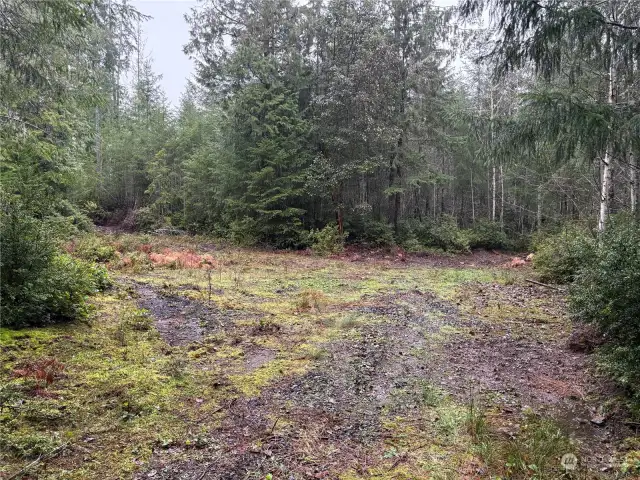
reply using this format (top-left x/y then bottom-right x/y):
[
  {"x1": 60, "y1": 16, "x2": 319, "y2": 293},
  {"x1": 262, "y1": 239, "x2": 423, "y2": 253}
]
[
  {"x1": 228, "y1": 217, "x2": 259, "y2": 246},
  {"x1": 401, "y1": 232, "x2": 425, "y2": 253},
  {"x1": 356, "y1": 220, "x2": 395, "y2": 247},
  {"x1": 532, "y1": 225, "x2": 595, "y2": 283},
  {"x1": 428, "y1": 215, "x2": 470, "y2": 253},
  {"x1": 344, "y1": 215, "x2": 395, "y2": 247},
  {"x1": 310, "y1": 223, "x2": 347, "y2": 255},
  {"x1": 465, "y1": 220, "x2": 510, "y2": 250},
  {"x1": 397, "y1": 217, "x2": 469, "y2": 252},
  {"x1": 570, "y1": 215, "x2": 640, "y2": 400},
  {"x1": 131, "y1": 207, "x2": 160, "y2": 232},
  {"x1": 0, "y1": 201, "x2": 109, "y2": 327},
  {"x1": 73, "y1": 234, "x2": 117, "y2": 262},
  {"x1": 56, "y1": 199, "x2": 94, "y2": 232}
]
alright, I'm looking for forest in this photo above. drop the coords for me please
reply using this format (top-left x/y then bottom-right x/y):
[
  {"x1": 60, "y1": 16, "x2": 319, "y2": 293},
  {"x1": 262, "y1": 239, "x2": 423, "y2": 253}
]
[{"x1": 1, "y1": 0, "x2": 640, "y2": 478}]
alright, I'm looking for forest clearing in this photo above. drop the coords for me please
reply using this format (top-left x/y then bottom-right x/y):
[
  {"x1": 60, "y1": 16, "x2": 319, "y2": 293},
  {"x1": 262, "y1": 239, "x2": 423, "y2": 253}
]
[
  {"x1": 1, "y1": 233, "x2": 637, "y2": 479},
  {"x1": 2, "y1": 0, "x2": 640, "y2": 478}
]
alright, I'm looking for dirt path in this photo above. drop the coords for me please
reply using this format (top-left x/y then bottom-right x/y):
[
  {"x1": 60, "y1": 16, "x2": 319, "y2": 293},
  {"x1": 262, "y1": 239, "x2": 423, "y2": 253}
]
[{"x1": 130, "y1": 277, "x2": 632, "y2": 479}]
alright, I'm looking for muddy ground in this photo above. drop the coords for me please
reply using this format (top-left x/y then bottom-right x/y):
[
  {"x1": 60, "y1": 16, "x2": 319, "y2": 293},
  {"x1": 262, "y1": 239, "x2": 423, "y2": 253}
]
[
  {"x1": 126, "y1": 252, "x2": 634, "y2": 480},
  {"x1": 5, "y1": 244, "x2": 636, "y2": 480}
]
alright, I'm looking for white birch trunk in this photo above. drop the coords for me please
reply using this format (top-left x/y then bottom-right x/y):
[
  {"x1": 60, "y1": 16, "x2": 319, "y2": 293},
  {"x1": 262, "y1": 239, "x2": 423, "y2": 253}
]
[
  {"x1": 598, "y1": 61, "x2": 615, "y2": 232},
  {"x1": 500, "y1": 163, "x2": 504, "y2": 229},
  {"x1": 630, "y1": 152, "x2": 637, "y2": 214},
  {"x1": 490, "y1": 88, "x2": 496, "y2": 222},
  {"x1": 599, "y1": 150, "x2": 612, "y2": 232}
]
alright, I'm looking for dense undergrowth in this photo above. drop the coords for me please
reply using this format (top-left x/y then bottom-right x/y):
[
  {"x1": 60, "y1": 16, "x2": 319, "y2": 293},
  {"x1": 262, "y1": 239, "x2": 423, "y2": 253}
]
[
  {"x1": 0, "y1": 201, "x2": 110, "y2": 328},
  {"x1": 532, "y1": 215, "x2": 640, "y2": 404}
]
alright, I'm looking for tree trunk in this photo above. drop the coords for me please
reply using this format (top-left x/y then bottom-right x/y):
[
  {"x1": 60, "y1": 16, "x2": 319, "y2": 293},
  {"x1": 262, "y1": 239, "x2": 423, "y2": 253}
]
[
  {"x1": 630, "y1": 152, "x2": 637, "y2": 214},
  {"x1": 599, "y1": 149, "x2": 612, "y2": 232},
  {"x1": 490, "y1": 87, "x2": 496, "y2": 222},
  {"x1": 470, "y1": 170, "x2": 475, "y2": 224},
  {"x1": 598, "y1": 60, "x2": 615, "y2": 232},
  {"x1": 492, "y1": 165, "x2": 496, "y2": 222},
  {"x1": 536, "y1": 184, "x2": 543, "y2": 231},
  {"x1": 433, "y1": 185, "x2": 436, "y2": 218},
  {"x1": 500, "y1": 163, "x2": 504, "y2": 229},
  {"x1": 95, "y1": 107, "x2": 102, "y2": 178}
]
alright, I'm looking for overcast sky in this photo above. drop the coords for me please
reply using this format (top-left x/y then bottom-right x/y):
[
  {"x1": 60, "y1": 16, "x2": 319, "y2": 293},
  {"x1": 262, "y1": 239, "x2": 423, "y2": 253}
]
[{"x1": 135, "y1": 0, "x2": 458, "y2": 106}]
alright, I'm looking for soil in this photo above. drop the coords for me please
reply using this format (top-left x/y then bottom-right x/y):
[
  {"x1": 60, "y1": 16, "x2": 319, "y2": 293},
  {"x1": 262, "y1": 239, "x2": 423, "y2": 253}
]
[
  {"x1": 131, "y1": 273, "x2": 633, "y2": 479},
  {"x1": 131, "y1": 281, "x2": 258, "y2": 347}
]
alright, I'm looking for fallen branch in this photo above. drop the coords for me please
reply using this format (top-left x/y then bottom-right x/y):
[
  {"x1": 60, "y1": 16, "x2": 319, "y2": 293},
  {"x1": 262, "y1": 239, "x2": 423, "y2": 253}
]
[
  {"x1": 525, "y1": 278, "x2": 562, "y2": 291},
  {"x1": 8, "y1": 443, "x2": 69, "y2": 480}
]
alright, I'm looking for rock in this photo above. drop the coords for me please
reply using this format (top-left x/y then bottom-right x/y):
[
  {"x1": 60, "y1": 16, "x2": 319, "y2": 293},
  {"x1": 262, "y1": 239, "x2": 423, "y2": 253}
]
[{"x1": 590, "y1": 410, "x2": 607, "y2": 426}]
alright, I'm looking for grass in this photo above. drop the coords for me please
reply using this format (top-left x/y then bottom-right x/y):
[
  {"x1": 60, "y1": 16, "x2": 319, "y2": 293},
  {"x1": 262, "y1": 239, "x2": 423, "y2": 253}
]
[
  {"x1": 0, "y1": 233, "x2": 610, "y2": 479},
  {"x1": 0, "y1": 294, "x2": 199, "y2": 478}
]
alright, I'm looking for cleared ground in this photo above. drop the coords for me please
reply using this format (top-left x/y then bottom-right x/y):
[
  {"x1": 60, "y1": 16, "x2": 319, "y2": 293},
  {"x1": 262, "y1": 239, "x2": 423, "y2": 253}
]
[{"x1": 1, "y1": 235, "x2": 637, "y2": 479}]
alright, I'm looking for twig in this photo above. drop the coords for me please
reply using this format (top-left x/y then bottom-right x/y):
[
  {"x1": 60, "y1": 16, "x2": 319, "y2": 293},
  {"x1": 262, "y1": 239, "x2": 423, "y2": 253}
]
[
  {"x1": 8, "y1": 443, "x2": 69, "y2": 480},
  {"x1": 211, "y1": 398, "x2": 236, "y2": 415},
  {"x1": 268, "y1": 417, "x2": 280, "y2": 435},
  {"x1": 525, "y1": 278, "x2": 562, "y2": 291},
  {"x1": 196, "y1": 464, "x2": 212, "y2": 480}
]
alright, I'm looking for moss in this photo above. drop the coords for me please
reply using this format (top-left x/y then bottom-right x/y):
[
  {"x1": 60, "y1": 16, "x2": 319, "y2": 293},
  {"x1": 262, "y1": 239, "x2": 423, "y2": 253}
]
[
  {"x1": 188, "y1": 347, "x2": 209, "y2": 359},
  {"x1": 214, "y1": 345, "x2": 244, "y2": 359},
  {"x1": 0, "y1": 294, "x2": 201, "y2": 479},
  {"x1": 1, "y1": 235, "x2": 586, "y2": 478},
  {"x1": 0, "y1": 428, "x2": 61, "y2": 459},
  {"x1": 228, "y1": 358, "x2": 308, "y2": 397}
]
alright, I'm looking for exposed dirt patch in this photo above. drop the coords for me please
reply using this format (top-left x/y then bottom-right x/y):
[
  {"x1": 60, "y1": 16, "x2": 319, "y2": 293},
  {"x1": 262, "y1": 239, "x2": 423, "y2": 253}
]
[
  {"x1": 134, "y1": 283, "x2": 205, "y2": 346},
  {"x1": 134, "y1": 278, "x2": 631, "y2": 478},
  {"x1": 136, "y1": 292, "x2": 470, "y2": 479},
  {"x1": 130, "y1": 281, "x2": 254, "y2": 346},
  {"x1": 434, "y1": 283, "x2": 633, "y2": 472},
  {"x1": 244, "y1": 347, "x2": 276, "y2": 371}
]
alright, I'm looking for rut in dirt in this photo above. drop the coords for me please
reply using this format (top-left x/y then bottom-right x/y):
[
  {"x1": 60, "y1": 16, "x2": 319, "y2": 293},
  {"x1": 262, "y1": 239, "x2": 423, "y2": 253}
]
[
  {"x1": 135, "y1": 290, "x2": 463, "y2": 479},
  {"x1": 132, "y1": 282, "x2": 631, "y2": 479},
  {"x1": 131, "y1": 281, "x2": 257, "y2": 346}
]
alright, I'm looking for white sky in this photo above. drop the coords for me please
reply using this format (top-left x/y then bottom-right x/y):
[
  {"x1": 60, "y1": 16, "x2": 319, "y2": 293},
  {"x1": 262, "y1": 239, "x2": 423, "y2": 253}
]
[{"x1": 133, "y1": 0, "x2": 458, "y2": 106}]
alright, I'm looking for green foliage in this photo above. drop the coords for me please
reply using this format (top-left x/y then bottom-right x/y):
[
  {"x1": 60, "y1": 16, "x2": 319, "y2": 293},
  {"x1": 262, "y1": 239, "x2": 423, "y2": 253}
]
[
  {"x1": 310, "y1": 224, "x2": 347, "y2": 256},
  {"x1": 398, "y1": 217, "x2": 470, "y2": 252},
  {"x1": 465, "y1": 220, "x2": 510, "y2": 250},
  {"x1": 73, "y1": 235, "x2": 117, "y2": 263},
  {"x1": 131, "y1": 207, "x2": 162, "y2": 232},
  {"x1": 0, "y1": 202, "x2": 109, "y2": 328},
  {"x1": 427, "y1": 216, "x2": 470, "y2": 253},
  {"x1": 532, "y1": 226, "x2": 595, "y2": 283},
  {"x1": 346, "y1": 218, "x2": 395, "y2": 248},
  {"x1": 222, "y1": 83, "x2": 311, "y2": 249},
  {"x1": 570, "y1": 215, "x2": 640, "y2": 400},
  {"x1": 502, "y1": 413, "x2": 573, "y2": 478},
  {"x1": 228, "y1": 217, "x2": 260, "y2": 247},
  {"x1": 401, "y1": 232, "x2": 426, "y2": 253}
]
